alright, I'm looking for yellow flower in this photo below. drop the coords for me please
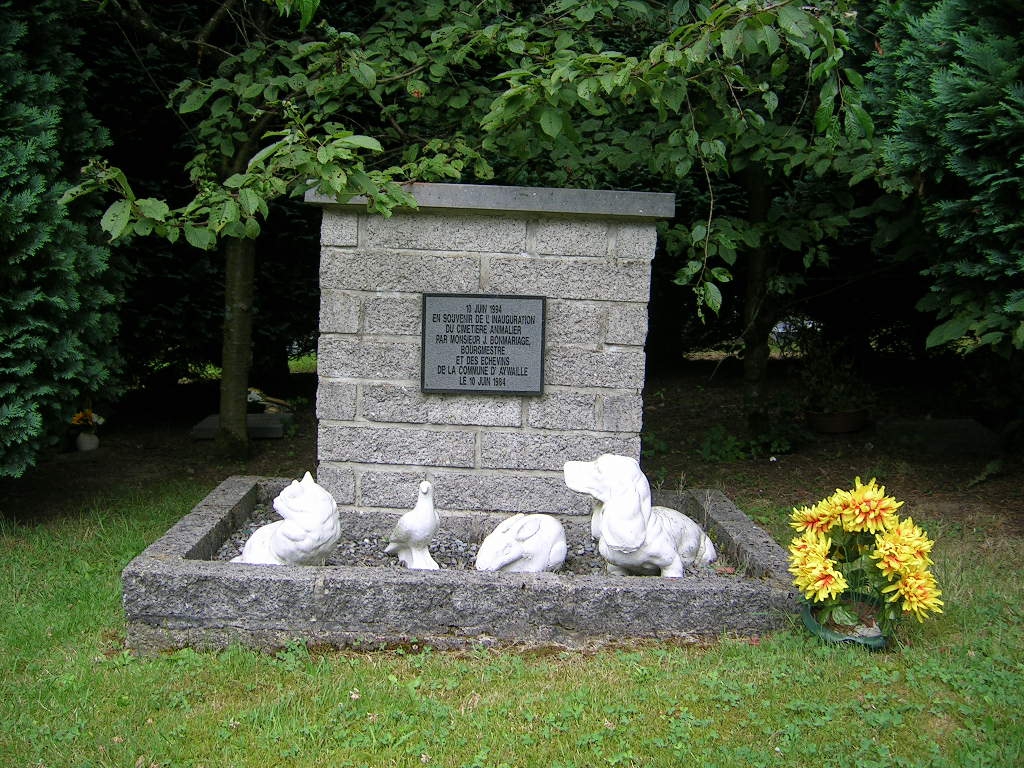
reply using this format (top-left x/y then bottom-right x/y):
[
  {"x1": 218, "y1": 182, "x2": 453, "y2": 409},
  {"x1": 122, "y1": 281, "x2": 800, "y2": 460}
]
[
  {"x1": 832, "y1": 477, "x2": 903, "y2": 533},
  {"x1": 882, "y1": 569, "x2": 944, "y2": 622},
  {"x1": 871, "y1": 517, "x2": 934, "y2": 578},
  {"x1": 71, "y1": 409, "x2": 103, "y2": 430},
  {"x1": 793, "y1": 558, "x2": 849, "y2": 603},
  {"x1": 789, "y1": 500, "x2": 841, "y2": 535},
  {"x1": 788, "y1": 530, "x2": 831, "y2": 572}
]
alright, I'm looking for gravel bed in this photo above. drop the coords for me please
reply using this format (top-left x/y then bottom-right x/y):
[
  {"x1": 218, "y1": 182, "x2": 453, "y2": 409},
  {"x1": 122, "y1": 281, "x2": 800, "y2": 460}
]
[{"x1": 215, "y1": 506, "x2": 608, "y2": 574}]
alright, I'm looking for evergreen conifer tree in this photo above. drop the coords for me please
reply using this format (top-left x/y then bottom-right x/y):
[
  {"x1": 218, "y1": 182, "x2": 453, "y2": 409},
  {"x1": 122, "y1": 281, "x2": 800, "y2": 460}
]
[
  {"x1": 870, "y1": 0, "x2": 1024, "y2": 352},
  {"x1": 0, "y1": 0, "x2": 120, "y2": 477}
]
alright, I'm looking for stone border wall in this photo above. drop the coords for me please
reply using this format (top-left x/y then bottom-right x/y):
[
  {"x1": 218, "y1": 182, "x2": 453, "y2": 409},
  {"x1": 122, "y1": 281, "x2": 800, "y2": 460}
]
[
  {"x1": 306, "y1": 184, "x2": 675, "y2": 517},
  {"x1": 122, "y1": 477, "x2": 797, "y2": 653}
]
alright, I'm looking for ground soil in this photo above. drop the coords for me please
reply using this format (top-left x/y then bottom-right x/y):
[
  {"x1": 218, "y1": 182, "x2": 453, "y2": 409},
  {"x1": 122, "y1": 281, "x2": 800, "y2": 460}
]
[{"x1": 3, "y1": 359, "x2": 1022, "y2": 536}]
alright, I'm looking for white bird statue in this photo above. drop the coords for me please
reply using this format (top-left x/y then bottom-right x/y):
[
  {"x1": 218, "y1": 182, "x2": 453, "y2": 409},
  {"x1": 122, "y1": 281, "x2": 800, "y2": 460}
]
[
  {"x1": 385, "y1": 480, "x2": 440, "y2": 570},
  {"x1": 232, "y1": 472, "x2": 340, "y2": 566},
  {"x1": 475, "y1": 514, "x2": 567, "y2": 573}
]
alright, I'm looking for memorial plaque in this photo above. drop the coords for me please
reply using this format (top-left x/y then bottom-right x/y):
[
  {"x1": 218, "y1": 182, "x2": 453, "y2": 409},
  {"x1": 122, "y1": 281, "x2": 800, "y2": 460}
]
[{"x1": 422, "y1": 294, "x2": 545, "y2": 395}]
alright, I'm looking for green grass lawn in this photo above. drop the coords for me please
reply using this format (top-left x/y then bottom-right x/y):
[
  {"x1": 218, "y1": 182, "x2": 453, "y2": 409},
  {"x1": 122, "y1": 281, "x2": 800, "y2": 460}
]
[{"x1": 1, "y1": 479, "x2": 1022, "y2": 767}]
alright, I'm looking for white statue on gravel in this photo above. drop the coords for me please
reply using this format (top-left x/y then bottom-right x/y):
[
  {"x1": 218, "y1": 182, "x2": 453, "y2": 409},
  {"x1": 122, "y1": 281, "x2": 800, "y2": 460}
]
[
  {"x1": 385, "y1": 480, "x2": 440, "y2": 570},
  {"x1": 563, "y1": 454, "x2": 716, "y2": 577},
  {"x1": 475, "y1": 514, "x2": 567, "y2": 573},
  {"x1": 232, "y1": 472, "x2": 341, "y2": 566}
]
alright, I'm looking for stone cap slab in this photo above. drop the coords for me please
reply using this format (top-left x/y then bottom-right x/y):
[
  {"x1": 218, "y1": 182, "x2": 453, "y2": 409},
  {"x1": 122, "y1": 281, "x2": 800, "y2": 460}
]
[{"x1": 305, "y1": 183, "x2": 676, "y2": 221}]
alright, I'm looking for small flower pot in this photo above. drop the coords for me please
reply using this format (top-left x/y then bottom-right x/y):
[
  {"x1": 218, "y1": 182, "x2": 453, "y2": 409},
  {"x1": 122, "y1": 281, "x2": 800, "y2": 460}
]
[
  {"x1": 75, "y1": 432, "x2": 100, "y2": 452},
  {"x1": 800, "y1": 596, "x2": 889, "y2": 651}
]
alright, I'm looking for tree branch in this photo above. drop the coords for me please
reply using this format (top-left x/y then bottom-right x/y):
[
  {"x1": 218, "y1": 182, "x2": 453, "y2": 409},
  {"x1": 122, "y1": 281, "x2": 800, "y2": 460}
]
[
  {"x1": 107, "y1": 0, "x2": 189, "y2": 51},
  {"x1": 197, "y1": 0, "x2": 242, "y2": 47}
]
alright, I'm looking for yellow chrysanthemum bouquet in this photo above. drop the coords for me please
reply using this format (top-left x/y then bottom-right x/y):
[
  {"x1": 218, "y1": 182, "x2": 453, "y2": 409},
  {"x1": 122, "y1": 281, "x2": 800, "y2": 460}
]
[{"x1": 788, "y1": 478, "x2": 943, "y2": 637}]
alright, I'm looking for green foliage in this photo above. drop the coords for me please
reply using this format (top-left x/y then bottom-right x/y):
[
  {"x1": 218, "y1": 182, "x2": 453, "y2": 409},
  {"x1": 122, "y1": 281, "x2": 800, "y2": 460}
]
[
  {"x1": 475, "y1": 0, "x2": 876, "y2": 318},
  {"x1": 870, "y1": 0, "x2": 1024, "y2": 353},
  {"x1": 698, "y1": 425, "x2": 750, "y2": 462},
  {"x1": 0, "y1": 0, "x2": 120, "y2": 477},
  {"x1": 65, "y1": 3, "x2": 500, "y2": 251}
]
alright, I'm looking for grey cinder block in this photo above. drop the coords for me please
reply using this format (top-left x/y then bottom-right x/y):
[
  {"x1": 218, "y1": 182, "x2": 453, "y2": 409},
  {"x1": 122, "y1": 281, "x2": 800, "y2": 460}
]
[
  {"x1": 318, "y1": 424, "x2": 477, "y2": 467},
  {"x1": 361, "y1": 383, "x2": 522, "y2": 427}
]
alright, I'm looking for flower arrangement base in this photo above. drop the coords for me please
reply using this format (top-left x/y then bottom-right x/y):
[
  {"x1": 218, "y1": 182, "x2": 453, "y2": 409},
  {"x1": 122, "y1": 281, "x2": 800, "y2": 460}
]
[
  {"x1": 800, "y1": 599, "x2": 889, "y2": 651},
  {"x1": 75, "y1": 432, "x2": 100, "y2": 452}
]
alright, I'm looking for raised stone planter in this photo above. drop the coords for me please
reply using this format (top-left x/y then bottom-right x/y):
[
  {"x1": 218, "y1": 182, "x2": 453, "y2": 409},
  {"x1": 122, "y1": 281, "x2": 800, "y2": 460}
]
[{"x1": 122, "y1": 476, "x2": 797, "y2": 653}]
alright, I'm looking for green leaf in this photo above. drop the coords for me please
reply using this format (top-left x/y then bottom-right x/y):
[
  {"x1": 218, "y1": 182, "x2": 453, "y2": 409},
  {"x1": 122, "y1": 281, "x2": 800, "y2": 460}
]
[
  {"x1": 248, "y1": 139, "x2": 284, "y2": 167},
  {"x1": 661, "y1": 82, "x2": 686, "y2": 113},
  {"x1": 242, "y1": 81, "x2": 264, "y2": 100},
  {"x1": 926, "y1": 316, "x2": 973, "y2": 348},
  {"x1": 710, "y1": 266, "x2": 732, "y2": 282},
  {"x1": 184, "y1": 223, "x2": 216, "y2": 250},
  {"x1": 758, "y1": 24, "x2": 780, "y2": 55},
  {"x1": 211, "y1": 95, "x2": 234, "y2": 118},
  {"x1": 349, "y1": 170, "x2": 379, "y2": 195},
  {"x1": 135, "y1": 198, "x2": 170, "y2": 221},
  {"x1": 577, "y1": 78, "x2": 598, "y2": 101},
  {"x1": 539, "y1": 107, "x2": 563, "y2": 138},
  {"x1": 830, "y1": 604, "x2": 859, "y2": 626},
  {"x1": 574, "y1": 5, "x2": 596, "y2": 22},
  {"x1": 778, "y1": 229, "x2": 802, "y2": 251},
  {"x1": 353, "y1": 62, "x2": 377, "y2": 89},
  {"x1": 814, "y1": 102, "x2": 833, "y2": 133},
  {"x1": 179, "y1": 87, "x2": 213, "y2": 114},
  {"x1": 340, "y1": 134, "x2": 383, "y2": 152},
  {"x1": 214, "y1": 198, "x2": 240, "y2": 230},
  {"x1": 777, "y1": 4, "x2": 809, "y2": 38},
  {"x1": 100, "y1": 200, "x2": 131, "y2": 239},
  {"x1": 686, "y1": 33, "x2": 710, "y2": 64},
  {"x1": 720, "y1": 26, "x2": 742, "y2": 59},
  {"x1": 238, "y1": 188, "x2": 261, "y2": 216},
  {"x1": 848, "y1": 103, "x2": 874, "y2": 139},
  {"x1": 702, "y1": 281, "x2": 723, "y2": 314}
]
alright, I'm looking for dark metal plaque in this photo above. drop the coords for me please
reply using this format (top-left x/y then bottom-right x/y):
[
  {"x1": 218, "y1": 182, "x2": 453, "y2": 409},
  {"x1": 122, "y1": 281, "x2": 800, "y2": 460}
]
[{"x1": 421, "y1": 294, "x2": 545, "y2": 395}]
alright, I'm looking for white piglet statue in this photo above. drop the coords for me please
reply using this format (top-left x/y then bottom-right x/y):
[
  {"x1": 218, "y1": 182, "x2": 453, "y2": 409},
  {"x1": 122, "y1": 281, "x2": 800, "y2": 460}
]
[
  {"x1": 475, "y1": 513, "x2": 567, "y2": 573},
  {"x1": 232, "y1": 472, "x2": 341, "y2": 566},
  {"x1": 564, "y1": 454, "x2": 716, "y2": 577}
]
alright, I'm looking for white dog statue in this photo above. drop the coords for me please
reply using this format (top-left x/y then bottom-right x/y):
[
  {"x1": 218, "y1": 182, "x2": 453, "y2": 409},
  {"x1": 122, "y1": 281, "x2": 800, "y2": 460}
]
[
  {"x1": 232, "y1": 472, "x2": 341, "y2": 566},
  {"x1": 563, "y1": 454, "x2": 716, "y2": 577},
  {"x1": 475, "y1": 514, "x2": 567, "y2": 573}
]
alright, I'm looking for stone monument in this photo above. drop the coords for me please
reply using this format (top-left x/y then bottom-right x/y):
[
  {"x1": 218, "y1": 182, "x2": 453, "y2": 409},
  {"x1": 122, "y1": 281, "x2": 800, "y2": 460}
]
[{"x1": 306, "y1": 183, "x2": 675, "y2": 519}]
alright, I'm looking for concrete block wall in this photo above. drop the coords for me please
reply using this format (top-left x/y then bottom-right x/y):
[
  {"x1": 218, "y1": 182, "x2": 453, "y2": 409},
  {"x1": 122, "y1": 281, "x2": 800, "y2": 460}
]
[{"x1": 306, "y1": 183, "x2": 674, "y2": 517}]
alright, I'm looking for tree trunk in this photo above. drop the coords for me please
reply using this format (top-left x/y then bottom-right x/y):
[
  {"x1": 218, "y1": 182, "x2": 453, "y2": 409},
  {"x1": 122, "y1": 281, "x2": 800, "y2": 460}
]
[
  {"x1": 216, "y1": 237, "x2": 256, "y2": 457},
  {"x1": 740, "y1": 166, "x2": 776, "y2": 427}
]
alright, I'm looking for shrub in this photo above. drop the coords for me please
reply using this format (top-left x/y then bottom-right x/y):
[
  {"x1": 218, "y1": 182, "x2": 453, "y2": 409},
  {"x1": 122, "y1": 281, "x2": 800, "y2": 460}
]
[{"x1": 0, "y1": 0, "x2": 121, "y2": 477}]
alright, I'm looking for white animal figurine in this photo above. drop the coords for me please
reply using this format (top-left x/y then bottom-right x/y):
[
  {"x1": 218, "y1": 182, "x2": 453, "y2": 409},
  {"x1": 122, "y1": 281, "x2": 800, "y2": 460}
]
[
  {"x1": 563, "y1": 454, "x2": 717, "y2": 577},
  {"x1": 384, "y1": 480, "x2": 440, "y2": 570},
  {"x1": 232, "y1": 472, "x2": 340, "y2": 566},
  {"x1": 475, "y1": 514, "x2": 567, "y2": 573}
]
